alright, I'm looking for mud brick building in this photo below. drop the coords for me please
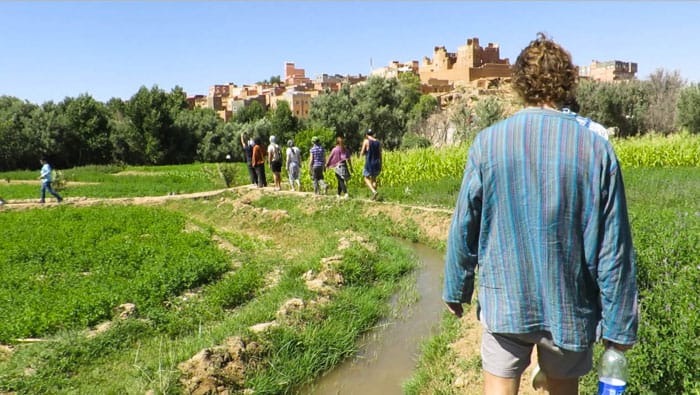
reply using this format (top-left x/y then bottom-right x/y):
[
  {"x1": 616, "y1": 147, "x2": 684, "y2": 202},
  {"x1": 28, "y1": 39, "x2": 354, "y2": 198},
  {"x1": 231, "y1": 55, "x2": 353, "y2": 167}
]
[
  {"x1": 419, "y1": 37, "x2": 512, "y2": 88},
  {"x1": 579, "y1": 60, "x2": 638, "y2": 82}
]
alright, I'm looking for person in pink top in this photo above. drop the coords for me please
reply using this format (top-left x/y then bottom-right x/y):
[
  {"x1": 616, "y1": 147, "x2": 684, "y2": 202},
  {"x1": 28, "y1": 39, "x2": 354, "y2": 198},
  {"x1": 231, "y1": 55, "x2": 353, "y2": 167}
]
[{"x1": 326, "y1": 136, "x2": 353, "y2": 198}]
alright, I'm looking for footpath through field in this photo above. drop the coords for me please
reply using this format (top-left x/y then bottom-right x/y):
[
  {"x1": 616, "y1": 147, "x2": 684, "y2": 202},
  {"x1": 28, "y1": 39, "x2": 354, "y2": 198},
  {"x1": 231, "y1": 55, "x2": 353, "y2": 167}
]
[{"x1": 0, "y1": 185, "x2": 455, "y2": 215}]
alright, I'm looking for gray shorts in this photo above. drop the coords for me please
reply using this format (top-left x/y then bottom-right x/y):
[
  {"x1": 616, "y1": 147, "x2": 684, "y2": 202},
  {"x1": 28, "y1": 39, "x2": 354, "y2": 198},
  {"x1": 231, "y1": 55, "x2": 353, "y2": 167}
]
[{"x1": 481, "y1": 328, "x2": 593, "y2": 379}]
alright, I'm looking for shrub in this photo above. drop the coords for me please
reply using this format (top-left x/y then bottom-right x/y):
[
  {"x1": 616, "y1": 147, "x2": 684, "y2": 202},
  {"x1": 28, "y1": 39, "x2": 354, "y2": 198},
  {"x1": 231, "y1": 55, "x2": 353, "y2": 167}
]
[
  {"x1": 217, "y1": 163, "x2": 237, "y2": 187},
  {"x1": 52, "y1": 169, "x2": 66, "y2": 191},
  {"x1": 474, "y1": 96, "x2": 505, "y2": 130}
]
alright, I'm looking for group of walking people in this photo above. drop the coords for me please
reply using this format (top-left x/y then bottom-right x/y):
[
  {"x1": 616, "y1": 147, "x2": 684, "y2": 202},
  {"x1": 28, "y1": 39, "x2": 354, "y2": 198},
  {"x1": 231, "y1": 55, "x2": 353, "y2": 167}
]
[{"x1": 240, "y1": 129, "x2": 382, "y2": 199}]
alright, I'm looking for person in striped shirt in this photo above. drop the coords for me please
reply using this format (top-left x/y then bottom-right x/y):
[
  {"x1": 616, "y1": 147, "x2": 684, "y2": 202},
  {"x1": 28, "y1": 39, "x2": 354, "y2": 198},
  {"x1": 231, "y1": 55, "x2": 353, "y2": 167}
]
[
  {"x1": 443, "y1": 33, "x2": 638, "y2": 395},
  {"x1": 308, "y1": 136, "x2": 328, "y2": 195}
]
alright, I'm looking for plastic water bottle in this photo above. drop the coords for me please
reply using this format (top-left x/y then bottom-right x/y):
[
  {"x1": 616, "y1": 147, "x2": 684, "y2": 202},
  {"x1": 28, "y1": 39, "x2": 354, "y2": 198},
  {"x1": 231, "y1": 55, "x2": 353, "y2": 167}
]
[{"x1": 598, "y1": 347, "x2": 628, "y2": 395}]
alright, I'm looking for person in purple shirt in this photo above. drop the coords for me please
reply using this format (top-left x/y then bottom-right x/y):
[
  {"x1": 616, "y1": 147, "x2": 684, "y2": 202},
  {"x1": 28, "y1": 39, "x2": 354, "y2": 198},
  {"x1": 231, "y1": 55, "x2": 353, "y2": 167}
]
[
  {"x1": 443, "y1": 33, "x2": 638, "y2": 395},
  {"x1": 326, "y1": 136, "x2": 353, "y2": 198}
]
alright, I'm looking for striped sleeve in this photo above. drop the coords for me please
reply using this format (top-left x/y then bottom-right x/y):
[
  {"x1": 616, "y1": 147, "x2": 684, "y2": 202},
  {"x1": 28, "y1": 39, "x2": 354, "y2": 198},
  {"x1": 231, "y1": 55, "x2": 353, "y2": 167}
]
[
  {"x1": 443, "y1": 140, "x2": 483, "y2": 304},
  {"x1": 597, "y1": 154, "x2": 639, "y2": 345}
]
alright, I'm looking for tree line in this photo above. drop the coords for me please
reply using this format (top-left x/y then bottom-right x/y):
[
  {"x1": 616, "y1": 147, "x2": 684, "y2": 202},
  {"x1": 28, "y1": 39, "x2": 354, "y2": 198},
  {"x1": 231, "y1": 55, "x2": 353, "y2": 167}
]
[
  {"x1": 1, "y1": 69, "x2": 698, "y2": 171},
  {"x1": 0, "y1": 74, "x2": 439, "y2": 171},
  {"x1": 575, "y1": 69, "x2": 700, "y2": 137}
]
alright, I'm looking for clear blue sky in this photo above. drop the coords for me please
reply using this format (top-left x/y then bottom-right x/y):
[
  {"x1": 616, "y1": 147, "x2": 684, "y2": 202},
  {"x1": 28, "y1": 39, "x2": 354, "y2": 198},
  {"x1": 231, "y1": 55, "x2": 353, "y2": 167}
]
[{"x1": 1, "y1": 1, "x2": 698, "y2": 104}]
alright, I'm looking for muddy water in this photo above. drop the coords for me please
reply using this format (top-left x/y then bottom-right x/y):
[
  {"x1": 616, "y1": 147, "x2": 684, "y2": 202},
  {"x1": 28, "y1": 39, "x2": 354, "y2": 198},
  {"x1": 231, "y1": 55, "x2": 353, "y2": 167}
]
[{"x1": 305, "y1": 243, "x2": 445, "y2": 395}]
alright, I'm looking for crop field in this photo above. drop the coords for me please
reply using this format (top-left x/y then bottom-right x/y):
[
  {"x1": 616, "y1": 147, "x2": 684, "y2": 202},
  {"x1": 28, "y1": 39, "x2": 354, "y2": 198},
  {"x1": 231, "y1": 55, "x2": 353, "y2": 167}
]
[
  {"x1": 0, "y1": 133, "x2": 698, "y2": 394},
  {"x1": 0, "y1": 206, "x2": 232, "y2": 343}
]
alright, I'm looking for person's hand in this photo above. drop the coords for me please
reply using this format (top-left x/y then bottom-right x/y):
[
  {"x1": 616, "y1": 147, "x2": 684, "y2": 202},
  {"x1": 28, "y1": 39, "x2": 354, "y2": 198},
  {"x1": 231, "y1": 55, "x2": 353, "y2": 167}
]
[
  {"x1": 603, "y1": 339, "x2": 633, "y2": 352},
  {"x1": 445, "y1": 302, "x2": 464, "y2": 318}
]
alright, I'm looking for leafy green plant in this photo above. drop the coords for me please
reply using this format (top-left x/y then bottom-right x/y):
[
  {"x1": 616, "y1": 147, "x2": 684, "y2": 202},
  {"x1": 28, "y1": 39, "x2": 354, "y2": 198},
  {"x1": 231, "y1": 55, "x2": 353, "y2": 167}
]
[{"x1": 52, "y1": 170, "x2": 66, "y2": 191}]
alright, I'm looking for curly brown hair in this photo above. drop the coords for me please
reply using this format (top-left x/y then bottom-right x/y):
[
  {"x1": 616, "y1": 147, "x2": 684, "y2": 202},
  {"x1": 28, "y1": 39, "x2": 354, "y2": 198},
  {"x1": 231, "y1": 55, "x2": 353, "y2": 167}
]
[{"x1": 512, "y1": 33, "x2": 578, "y2": 107}]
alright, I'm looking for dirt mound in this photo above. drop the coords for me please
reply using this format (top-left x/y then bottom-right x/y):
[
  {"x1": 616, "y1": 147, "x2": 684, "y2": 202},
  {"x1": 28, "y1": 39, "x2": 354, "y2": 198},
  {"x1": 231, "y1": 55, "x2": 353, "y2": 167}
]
[
  {"x1": 363, "y1": 205, "x2": 451, "y2": 245},
  {"x1": 303, "y1": 255, "x2": 344, "y2": 296},
  {"x1": 0, "y1": 344, "x2": 14, "y2": 361},
  {"x1": 178, "y1": 336, "x2": 262, "y2": 395},
  {"x1": 336, "y1": 231, "x2": 376, "y2": 252},
  {"x1": 86, "y1": 303, "x2": 138, "y2": 338},
  {"x1": 276, "y1": 298, "x2": 305, "y2": 319}
]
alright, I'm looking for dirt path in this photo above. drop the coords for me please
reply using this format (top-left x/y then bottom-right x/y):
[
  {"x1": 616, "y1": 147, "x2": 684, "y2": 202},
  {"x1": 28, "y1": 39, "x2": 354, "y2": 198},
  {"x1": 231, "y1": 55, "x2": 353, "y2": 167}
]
[
  {"x1": 0, "y1": 187, "x2": 236, "y2": 210},
  {"x1": 1, "y1": 185, "x2": 454, "y2": 213},
  {"x1": 1, "y1": 180, "x2": 99, "y2": 185}
]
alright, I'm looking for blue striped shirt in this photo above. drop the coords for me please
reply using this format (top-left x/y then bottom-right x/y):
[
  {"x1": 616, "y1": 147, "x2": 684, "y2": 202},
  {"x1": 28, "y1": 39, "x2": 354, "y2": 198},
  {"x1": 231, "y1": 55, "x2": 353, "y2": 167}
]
[
  {"x1": 310, "y1": 144, "x2": 325, "y2": 167},
  {"x1": 443, "y1": 107, "x2": 638, "y2": 351}
]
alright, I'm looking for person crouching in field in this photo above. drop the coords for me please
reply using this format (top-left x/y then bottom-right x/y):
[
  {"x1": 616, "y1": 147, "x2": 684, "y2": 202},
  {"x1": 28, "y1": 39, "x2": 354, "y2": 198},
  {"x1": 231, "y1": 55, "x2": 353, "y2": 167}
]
[
  {"x1": 443, "y1": 33, "x2": 638, "y2": 395},
  {"x1": 38, "y1": 156, "x2": 63, "y2": 204}
]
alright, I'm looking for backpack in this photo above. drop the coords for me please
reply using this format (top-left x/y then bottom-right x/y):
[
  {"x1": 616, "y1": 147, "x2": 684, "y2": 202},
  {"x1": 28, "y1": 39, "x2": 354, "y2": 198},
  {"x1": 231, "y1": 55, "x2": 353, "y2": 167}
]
[{"x1": 271, "y1": 144, "x2": 282, "y2": 162}]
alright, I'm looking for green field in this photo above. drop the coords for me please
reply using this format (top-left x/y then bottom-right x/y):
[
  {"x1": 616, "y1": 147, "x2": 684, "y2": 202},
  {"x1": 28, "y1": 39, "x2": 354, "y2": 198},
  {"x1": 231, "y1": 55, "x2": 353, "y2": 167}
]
[{"x1": 1, "y1": 135, "x2": 698, "y2": 394}]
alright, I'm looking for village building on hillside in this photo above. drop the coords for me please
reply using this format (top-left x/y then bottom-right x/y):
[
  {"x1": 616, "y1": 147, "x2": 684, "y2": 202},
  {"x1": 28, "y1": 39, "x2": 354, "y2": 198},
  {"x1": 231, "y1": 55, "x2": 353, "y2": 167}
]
[
  {"x1": 187, "y1": 62, "x2": 366, "y2": 120},
  {"x1": 370, "y1": 61, "x2": 420, "y2": 79},
  {"x1": 187, "y1": 39, "x2": 641, "y2": 121},
  {"x1": 284, "y1": 62, "x2": 311, "y2": 86},
  {"x1": 188, "y1": 83, "x2": 266, "y2": 121},
  {"x1": 418, "y1": 37, "x2": 512, "y2": 91},
  {"x1": 579, "y1": 60, "x2": 638, "y2": 82}
]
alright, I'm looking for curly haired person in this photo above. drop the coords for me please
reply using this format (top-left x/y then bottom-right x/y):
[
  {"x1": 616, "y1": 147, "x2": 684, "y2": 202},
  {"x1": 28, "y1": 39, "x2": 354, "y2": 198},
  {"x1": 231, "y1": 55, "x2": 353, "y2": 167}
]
[{"x1": 443, "y1": 33, "x2": 638, "y2": 395}]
